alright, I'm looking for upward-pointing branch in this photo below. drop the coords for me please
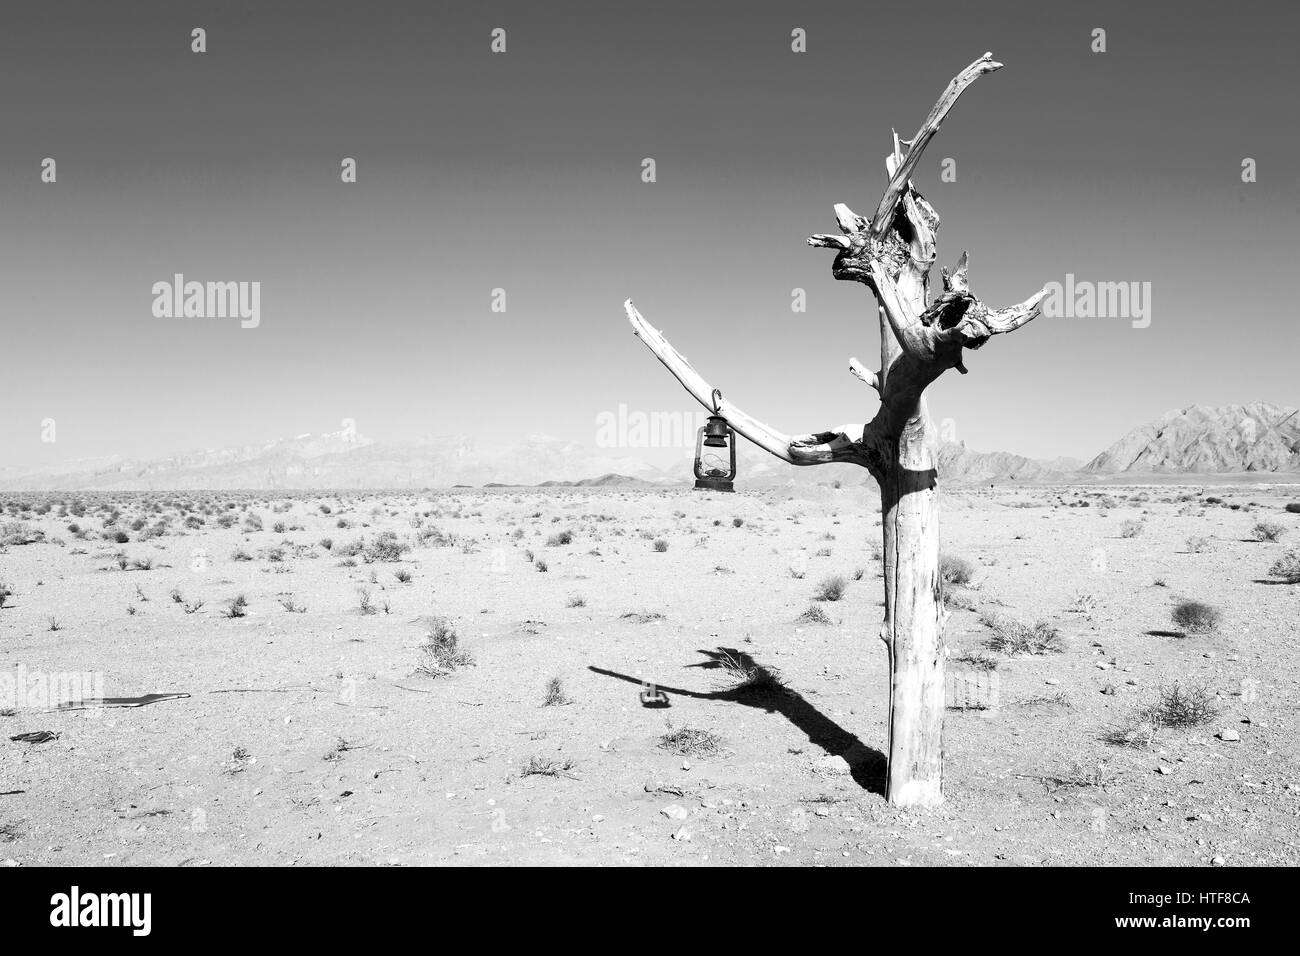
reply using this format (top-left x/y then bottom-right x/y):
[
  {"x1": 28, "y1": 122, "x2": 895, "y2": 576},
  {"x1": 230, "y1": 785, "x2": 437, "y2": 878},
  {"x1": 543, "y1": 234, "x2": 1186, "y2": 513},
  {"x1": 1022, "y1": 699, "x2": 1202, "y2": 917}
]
[{"x1": 868, "y1": 53, "x2": 1003, "y2": 235}]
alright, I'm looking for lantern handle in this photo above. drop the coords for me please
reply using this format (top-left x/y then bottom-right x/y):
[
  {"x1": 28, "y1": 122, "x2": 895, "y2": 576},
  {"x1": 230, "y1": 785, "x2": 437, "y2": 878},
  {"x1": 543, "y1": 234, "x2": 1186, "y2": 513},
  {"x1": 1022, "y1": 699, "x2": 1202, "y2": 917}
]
[{"x1": 710, "y1": 388, "x2": 723, "y2": 415}]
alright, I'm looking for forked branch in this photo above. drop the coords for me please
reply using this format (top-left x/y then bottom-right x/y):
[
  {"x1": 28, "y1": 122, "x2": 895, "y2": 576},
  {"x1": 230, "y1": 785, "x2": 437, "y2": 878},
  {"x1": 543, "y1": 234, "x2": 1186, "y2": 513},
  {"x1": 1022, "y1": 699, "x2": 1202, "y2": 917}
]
[{"x1": 807, "y1": 53, "x2": 1049, "y2": 377}]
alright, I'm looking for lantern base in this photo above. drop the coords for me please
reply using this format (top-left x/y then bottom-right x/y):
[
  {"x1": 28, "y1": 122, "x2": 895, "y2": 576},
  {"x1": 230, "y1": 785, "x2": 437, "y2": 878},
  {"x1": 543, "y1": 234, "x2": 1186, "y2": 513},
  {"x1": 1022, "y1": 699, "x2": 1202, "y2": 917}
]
[{"x1": 693, "y1": 477, "x2": 735, "y2": 493}]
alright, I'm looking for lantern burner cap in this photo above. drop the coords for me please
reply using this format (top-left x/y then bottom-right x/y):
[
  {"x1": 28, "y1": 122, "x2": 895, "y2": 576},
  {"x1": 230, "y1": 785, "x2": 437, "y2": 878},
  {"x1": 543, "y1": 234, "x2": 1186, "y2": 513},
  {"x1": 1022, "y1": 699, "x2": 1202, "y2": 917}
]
[{"x1": 702, "y1": 415, "x2": 730, "y2": 447}]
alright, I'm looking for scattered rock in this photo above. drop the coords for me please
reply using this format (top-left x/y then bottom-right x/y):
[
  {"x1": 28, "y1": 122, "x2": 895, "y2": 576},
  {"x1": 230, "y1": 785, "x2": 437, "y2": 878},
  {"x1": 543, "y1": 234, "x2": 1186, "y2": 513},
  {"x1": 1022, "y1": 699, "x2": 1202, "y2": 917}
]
[
  {"x1": 816, "y1": 754, "x2": 851, "y2": 775},
  {"x1": 1217, "y1": 729, "x2": 1241, "y2": 742},
  {"x1": 660, "y1": 804, "x2": 688, "y2": 821}
]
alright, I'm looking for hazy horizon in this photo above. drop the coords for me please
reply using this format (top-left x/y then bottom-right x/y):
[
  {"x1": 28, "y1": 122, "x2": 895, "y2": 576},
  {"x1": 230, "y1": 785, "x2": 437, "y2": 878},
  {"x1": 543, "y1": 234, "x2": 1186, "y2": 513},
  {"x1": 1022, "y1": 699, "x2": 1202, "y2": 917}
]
[{"x1": 3, "y1": 1, "x2": 1297, "y2": 473}]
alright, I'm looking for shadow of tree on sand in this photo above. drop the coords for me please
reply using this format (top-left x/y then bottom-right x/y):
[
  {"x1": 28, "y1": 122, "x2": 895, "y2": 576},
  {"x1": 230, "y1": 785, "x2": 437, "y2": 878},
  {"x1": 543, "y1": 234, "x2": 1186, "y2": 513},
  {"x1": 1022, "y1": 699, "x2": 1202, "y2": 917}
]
[{"x1": 589, "y1": 646, "x2": 885, "y2": 795}]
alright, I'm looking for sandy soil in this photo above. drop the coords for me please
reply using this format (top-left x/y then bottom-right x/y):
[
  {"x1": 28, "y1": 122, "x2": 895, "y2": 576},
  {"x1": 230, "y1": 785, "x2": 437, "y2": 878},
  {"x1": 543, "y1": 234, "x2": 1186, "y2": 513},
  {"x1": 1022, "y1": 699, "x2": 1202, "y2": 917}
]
[{"x1": 1, "y1": 483, "x2": 1297, "y2": 866}]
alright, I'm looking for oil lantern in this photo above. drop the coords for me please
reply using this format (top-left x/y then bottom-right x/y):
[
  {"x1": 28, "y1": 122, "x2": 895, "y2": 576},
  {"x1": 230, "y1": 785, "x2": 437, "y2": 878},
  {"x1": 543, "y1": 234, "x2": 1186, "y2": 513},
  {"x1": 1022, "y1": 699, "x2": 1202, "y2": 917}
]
[{"x1": 693, "y1": 389, "x2": 737, "y2": 492}]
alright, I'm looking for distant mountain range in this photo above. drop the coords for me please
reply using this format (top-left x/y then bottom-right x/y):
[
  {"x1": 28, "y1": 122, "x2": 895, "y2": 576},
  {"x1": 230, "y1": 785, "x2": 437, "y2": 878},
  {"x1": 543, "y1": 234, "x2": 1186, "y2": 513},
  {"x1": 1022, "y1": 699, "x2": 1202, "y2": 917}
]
[
  {"x1": 1083, "y1": 402, "x2": 1299, "y2": 474},
  {"x1": 0, "y1": 403, "x2": 1295, "y2": 491}
]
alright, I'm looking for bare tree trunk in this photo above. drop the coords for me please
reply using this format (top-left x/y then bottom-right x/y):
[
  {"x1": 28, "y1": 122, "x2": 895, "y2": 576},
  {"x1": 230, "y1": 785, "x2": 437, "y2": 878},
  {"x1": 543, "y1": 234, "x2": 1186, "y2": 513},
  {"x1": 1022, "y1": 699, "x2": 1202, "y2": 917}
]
[
  {"x1": 623, "y1": 53, "x2": 1049, "y2": 808},
  {"x1": 878, "y1": 404, "x2": 945, "y2": 806}
]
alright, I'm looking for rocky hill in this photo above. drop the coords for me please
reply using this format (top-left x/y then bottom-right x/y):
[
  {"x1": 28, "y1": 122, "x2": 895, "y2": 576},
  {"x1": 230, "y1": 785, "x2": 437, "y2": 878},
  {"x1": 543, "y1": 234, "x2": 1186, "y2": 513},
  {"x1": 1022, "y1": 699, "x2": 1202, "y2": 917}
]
[{"x1": 1084, "y1": 403, "x2": 1299, "y2": 474}]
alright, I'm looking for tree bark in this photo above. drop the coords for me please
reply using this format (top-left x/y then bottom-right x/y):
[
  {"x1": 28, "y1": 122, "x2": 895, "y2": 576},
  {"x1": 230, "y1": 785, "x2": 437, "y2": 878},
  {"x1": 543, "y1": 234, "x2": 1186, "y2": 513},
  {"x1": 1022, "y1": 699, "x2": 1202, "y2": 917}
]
[{"x1": 877, "y1": 405, "x2": 945, "y2": 806}]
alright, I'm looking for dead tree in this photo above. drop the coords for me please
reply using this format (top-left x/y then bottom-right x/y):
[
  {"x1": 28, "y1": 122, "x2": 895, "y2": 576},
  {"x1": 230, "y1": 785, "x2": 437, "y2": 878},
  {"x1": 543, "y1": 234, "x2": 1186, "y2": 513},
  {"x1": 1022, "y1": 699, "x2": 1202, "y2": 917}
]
[{"x1": 623, "y1": 53, "x2": 1049, "y2": 807}]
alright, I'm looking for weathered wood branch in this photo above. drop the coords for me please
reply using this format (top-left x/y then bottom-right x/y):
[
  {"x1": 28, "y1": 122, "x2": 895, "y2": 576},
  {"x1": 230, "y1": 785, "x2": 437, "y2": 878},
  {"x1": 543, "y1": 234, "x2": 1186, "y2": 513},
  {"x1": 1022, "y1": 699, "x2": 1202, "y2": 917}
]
[
  {"x1": 848, "y1": 357, "x2": 879, "y2": 391},
  {"x1": 869, "y1": 257, "x2": 1050, "y2": 372},
  {"x1": 623, "y1": 299, "x2": 871, "y2": 467},
  {"x1": 869, "y1": 53, "x2": 1002, "y2": 235}
]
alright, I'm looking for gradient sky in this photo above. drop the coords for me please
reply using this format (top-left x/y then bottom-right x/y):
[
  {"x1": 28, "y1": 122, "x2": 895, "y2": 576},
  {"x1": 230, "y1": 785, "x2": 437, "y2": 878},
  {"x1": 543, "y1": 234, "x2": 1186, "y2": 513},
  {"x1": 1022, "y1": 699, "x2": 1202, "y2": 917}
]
[{"x1": 1, "y1": 0, "x2": 1296, "y2": 470}]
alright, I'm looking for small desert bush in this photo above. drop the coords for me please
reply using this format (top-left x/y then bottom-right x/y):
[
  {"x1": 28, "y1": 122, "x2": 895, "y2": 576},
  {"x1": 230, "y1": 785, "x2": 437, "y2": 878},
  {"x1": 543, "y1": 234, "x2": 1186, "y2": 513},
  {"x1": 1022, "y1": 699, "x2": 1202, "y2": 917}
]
[
  {"x1": 732, "y1": 517, "x2": 744, "y2": 528},
  {"x1": 1104, "y1": 682, "x2": 1217, "y2": 747},
  {"x1": 1251, "y1": 520, "x2": 1285, "y2": 542},
  {"x1": 1185, "y1": 535, "x2": 1210, "y2": 553},
  {"x1": 1268, "y1": 550, "x2": 1300, "y2": 583},
  {"x1": 416, "y1": 526, "x2": 456, "y2": 548},
  {"x1": 1145, "y1": 683, "x2": 1217, "y2": 727},
  {"x1": 394, "y1": 568, "x2": 412, "y2": 584},
  {"x1": 357, "y1": 588, "x2": 376, "y2": 615},
  {"x1": 944, "y1": 588, "x2": 976, "y2": 611},
  {"x1": 939, "y1": 554, "x2": 974, "y2": 586},
  {"x1": 1069, "y1": 591, "x2": 1098, "y2": 614},
  {"x1": 566, "y1": 595, "x2": 586, "y2": 608},
  {"x1": 335, "y1": 538, "x2": 364, "y2": 557},
  {"x1": 953, "y1": 652, "x2": 998, "y2": 671},
  {"x1": 546, "y1": 530, "x2": 573, "y2": 547},
  {"x1": 814, "y1": 575, "x2": 848, "y2": 602},
  {"x1": 1120, "y1": 519, "x2": 1145, "y2": 538},
  {"x1": 519, "y1": 756, "x2": 575, "y2": 778},
  {"x1": 415, "y1": 618, "x2": 473, "y2": 677},
  {"x1": 795, "y1": 604, "x2": 831, "y2": 625},
  {"x1": 224, "y1": 594, "x2": 248, "y2": 619},
  {"x1": 620, "y1": 610, "x2": 665, "y2": 623},
  {"x1": 983, "y1": 614, "x2": 1063, "y2": 655},
  {"x1": 542, "y1": 677, "x2": 571, "y2": 707},
  {"x1": 1171, "y1": 600, "x2": 1222, "y2": 634},
  {"x1": 658, "y1": 727, "x2": 722, "y2": 757},
  {"x1": 652, "y1": 538, "x2": 669, "y2": 552},
  {"x1": 363, "y1": 531, "x2": 409, "y2": 563},
  {"x1": 714, "y1": 649, "x2": 788, "y2": 700}
]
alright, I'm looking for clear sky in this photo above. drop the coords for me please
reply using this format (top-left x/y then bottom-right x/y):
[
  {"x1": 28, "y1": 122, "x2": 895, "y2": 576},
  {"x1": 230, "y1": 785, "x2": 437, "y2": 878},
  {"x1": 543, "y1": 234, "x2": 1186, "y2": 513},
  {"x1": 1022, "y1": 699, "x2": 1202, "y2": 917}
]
[{"x1": 1, "y1": 0, "x2": 1296, "y2": 470}]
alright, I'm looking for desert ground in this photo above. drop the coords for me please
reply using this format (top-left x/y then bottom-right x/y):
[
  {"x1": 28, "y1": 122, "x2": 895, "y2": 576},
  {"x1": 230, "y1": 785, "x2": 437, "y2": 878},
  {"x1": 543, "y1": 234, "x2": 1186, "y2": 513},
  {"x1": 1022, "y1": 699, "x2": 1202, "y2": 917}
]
[{"x1": 1, "y1": 482, "x2": 1297, "y2": 867}]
